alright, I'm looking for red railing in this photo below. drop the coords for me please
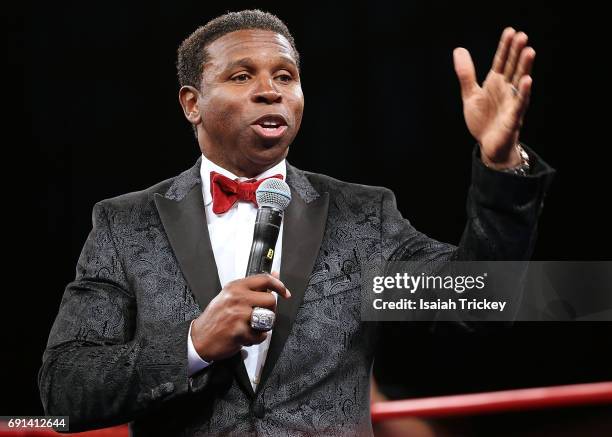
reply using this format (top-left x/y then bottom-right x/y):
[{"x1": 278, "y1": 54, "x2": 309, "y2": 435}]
[
  {"x1": 370, "y1": 381, "x2": 612, "y2": 422},
  {"x1": 3, "y1": 381, "x2": 612, "y2": 435}
]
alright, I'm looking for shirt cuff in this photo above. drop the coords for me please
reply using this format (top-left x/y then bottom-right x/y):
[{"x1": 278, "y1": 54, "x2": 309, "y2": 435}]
[{"x1": 187, "y1": 319, "x2": 213, "y2": 377}]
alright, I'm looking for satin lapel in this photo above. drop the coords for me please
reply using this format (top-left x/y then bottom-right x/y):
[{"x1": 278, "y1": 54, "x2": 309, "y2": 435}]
[
  {"x1": 256, "y1": 186, "x2": 329, "y2": 393},
  {"x1": 154, "y1": 180, "x2": 256, "y2": 399},
  {"x1": 154, "y1": 186, "x2": 220, "y2": 311}
]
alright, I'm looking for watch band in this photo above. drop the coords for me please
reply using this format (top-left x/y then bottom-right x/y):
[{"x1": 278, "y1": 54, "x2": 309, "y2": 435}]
[{"x1": 500, "y1": 143, "x2": 530, "y2": 176}]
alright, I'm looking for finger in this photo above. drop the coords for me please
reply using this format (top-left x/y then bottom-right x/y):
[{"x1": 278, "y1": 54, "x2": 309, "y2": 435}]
[
  {"x1": 453, "y1": 47, "x2": 478, "y2": 100},
  {"x1": 268, "y1": 271, "x2": 290, "y2": 299},
  {"x1": 491, "y1": 27, "x2": 516, "y2": 73},
  {"x1": 247, "y1": 290, "x2": 278, "y2": 310},
  {"x1": 504, "y1": 32, "x2": 528, "y2": 81},
  {"x1": 510, "y1": 75, "x2": 533, "y2": 129},
  {"x1": 245, "y1": 273, "x2": 291, "y2": 298},
  {"x1": 512, "y1": 47, "x2": 536, "y2": 88},
  {"x1": 242, "y1": 329, "x2": 269, "y2": 346}
]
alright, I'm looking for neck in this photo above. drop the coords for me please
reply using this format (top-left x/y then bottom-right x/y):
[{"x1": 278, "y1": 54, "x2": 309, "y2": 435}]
[
  {"x1": 201, "y1": 152, "x2": 285, "y2": 179},
  {"x1": 207, "y1": 157, "x2": 266, "y2": 178}
]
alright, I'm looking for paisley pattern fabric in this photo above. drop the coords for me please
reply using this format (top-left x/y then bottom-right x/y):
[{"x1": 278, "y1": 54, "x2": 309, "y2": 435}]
[{"x1": 39, "y1": 145, "x2": 555, "y2": 436}]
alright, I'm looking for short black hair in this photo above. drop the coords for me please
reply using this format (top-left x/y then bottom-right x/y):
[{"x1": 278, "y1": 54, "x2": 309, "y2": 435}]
[{"x1": 177, "y1": 9, "x2": 300, "y2": 91}]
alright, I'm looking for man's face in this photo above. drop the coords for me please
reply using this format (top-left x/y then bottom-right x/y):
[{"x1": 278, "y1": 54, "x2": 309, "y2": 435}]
[{"x1": 191, "y1": 29, "x2": 304, "y2": 177}]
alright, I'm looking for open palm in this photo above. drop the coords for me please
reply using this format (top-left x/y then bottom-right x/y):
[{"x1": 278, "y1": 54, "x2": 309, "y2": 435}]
[{"x1": 453, "y1": 28, "x2": 535, "y2": 169}]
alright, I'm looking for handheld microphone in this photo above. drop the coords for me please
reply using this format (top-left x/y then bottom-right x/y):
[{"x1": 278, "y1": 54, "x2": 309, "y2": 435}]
[
  {"x1": 246, "y1": 178, "x2": 291, "y2": 332},
  {"x1": 246, "y1": 178, "x2": 292, "y2": 277}
]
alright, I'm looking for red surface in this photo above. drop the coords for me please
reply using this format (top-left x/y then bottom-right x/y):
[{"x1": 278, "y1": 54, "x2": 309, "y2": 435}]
[
  {"x1": 371, "y1": 381, "x2": 612, "y2": 422},
  {"x1": 0, "y1": 424, "x2": 128, "y2": 436}
]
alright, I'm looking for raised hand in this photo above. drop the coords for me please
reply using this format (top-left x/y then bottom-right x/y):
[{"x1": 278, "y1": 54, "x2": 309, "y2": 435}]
[{"x1": 453, "y1": 27, "x2": 535, "y2": 169}]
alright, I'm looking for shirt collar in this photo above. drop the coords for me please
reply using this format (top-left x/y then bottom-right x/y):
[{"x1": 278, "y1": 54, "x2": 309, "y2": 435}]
[{"x1": 200, "y1": 153, "x2": 287, "y2": 207}]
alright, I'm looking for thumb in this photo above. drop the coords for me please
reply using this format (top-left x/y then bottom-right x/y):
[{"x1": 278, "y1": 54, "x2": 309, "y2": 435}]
[{"x1": 453, "y1": 47, "x2": 477, "y2": 100}]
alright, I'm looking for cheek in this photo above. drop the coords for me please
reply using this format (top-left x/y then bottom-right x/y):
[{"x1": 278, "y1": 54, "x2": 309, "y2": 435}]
[
  {"x1": 288, "y1": 88, "x2": 305, "y2": 125},
  {"x1": 202, "y1": 92, "x2": 246, "y2": 132}
]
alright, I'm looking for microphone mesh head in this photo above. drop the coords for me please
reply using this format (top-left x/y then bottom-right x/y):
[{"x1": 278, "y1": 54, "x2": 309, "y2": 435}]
[{"x1": 256, "y1": 178, "x2": 291, "y2": 210}]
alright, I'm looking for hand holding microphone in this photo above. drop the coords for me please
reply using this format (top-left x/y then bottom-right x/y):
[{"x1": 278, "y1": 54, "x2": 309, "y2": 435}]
[{"x1": 191, "y1": 272, "x2": 290, "y2": 361}]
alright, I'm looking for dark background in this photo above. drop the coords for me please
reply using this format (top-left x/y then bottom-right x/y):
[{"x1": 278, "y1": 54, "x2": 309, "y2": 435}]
[{"x1": 10, "y1": 0, "x2": 610, "y2": 416}]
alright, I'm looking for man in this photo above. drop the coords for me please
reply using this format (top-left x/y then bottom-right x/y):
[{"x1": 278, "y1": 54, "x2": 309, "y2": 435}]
[{"x1": 39, "y1": 9, "x2": 555, "y2": 437}]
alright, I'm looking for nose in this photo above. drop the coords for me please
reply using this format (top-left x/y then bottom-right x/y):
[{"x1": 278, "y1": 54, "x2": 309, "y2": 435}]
[{"x1": 251, "y1": 77, "x2": 282, "y2": 104}]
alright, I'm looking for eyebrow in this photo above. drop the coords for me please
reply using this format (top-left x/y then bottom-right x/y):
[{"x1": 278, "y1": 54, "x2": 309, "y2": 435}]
[{"x1": 223, "y1": 56, "x2": 298, "y2": 73}]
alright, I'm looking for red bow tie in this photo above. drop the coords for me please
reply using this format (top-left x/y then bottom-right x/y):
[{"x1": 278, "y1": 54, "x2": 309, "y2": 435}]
[{"x1": 210, "y1": 171, "x2": 284, "y2": 214}]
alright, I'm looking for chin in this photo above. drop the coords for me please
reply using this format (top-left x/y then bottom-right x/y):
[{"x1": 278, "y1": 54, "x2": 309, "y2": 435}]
[
  {"x1": 242, "y1": 148, "x2": 287, "y2": 172},
  {"x1": 252, "y1": 140, "x2": 289, "y2": 158}
]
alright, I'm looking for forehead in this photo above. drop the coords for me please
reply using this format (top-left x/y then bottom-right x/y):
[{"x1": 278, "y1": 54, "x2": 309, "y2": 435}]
[{"x1": 204, "y1": 29, "x2": 297, "y2": 68}]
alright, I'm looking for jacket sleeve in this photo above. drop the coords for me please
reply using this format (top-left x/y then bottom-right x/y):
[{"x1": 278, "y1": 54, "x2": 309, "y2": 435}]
[
  {"x1": 38, "y1": 201, "x2": 215, "y2": 432},
  {"x1": 382, "y1": 143, "x2": 556, "y2": 264},
  {"x1": 379, "y1": 144, "x2": 556, "y2": 328}
]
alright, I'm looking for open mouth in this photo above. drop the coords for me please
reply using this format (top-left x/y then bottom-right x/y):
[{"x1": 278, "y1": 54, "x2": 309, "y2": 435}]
[{"x1": 250, "y1": 114, "x2": 289, "y2": 139}]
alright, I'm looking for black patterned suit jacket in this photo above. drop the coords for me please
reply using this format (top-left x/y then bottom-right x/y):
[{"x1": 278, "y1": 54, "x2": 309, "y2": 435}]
[{"x1": 39, "y1": 145, "x2": 555, "y2": 436}]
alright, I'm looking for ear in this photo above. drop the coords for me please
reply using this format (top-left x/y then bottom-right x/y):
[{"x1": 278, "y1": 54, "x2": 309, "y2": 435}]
[{"x1": 178, "y1": 85, "x2": 202, "y2": 125}]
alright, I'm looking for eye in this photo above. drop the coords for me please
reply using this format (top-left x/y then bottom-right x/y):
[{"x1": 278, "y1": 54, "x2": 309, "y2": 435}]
[
  {"x1": 276, "y1": 73, "x2": 293, "y2": 83},
  {"x1": 231, "y1": 73, "x2": 251, "y2": 83}
]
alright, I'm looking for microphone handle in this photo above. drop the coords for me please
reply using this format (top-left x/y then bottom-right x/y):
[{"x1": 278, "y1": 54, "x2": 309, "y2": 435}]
[{"x1": 246, "y1": 207, "x2": 283, "y2": 277}]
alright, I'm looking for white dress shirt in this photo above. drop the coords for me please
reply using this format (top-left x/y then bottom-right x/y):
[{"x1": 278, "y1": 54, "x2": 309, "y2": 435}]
[{"x1": 187, "y1": 154, "x2": 285, "y2": 392}]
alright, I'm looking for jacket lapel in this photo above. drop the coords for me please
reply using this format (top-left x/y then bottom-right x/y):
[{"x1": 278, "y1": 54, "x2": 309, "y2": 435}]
[
  {"x1": 153, "y1": 175, "x2": 220, "y2": 312},
  {"x1": 256, "y1": 163, "x2": 329, "y2": 394},
  {"x1": 153, "y1": 156, "x2": 255, "y2": 398},
  {"x1": 153, "y1": 157, "x2": 328, "y2": 399}
]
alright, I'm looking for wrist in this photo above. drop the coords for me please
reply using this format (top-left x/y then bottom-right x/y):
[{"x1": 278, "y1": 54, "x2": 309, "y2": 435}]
[
  {"x1": 480, "y1": 142, "x2": 530, "y2": 175},
  {"x1": 190, "y1": 320, "x2": 211, "y2": 361}
]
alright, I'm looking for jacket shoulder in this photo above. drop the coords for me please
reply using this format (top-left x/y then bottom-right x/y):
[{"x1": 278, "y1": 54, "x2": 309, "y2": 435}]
[
  {"x1": 300, "y1": 168, "x2": 392, "y2": 202},
  {"x1": 95, "y1": 175, "x2": 176, "y2": 214}
]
